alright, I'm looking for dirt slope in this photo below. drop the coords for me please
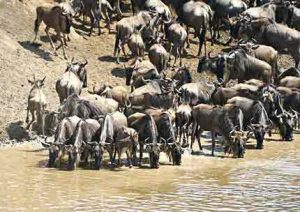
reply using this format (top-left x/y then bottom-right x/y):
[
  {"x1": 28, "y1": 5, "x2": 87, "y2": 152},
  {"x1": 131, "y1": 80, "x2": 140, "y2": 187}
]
[{"x1": 0, "y1": 0, "x2": 293, "y2": 142}]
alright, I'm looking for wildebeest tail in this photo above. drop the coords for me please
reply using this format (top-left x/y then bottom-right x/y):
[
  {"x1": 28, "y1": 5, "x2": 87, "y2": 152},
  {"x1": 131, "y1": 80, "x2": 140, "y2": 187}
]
[{"x1": 114, "y1": 25, "x2": 120, "y2": 56}]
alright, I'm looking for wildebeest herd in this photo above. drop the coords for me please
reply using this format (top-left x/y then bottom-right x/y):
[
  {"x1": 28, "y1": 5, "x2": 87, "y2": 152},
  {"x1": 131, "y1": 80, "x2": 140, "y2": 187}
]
[{"x1": 28, "y1": 0, "x2": 300, "y2": 170}]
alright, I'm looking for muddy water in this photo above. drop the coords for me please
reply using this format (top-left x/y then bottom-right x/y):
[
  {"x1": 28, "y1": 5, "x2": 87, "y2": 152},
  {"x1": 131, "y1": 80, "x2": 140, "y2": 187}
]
[{"x1": 0, "y1": 135, "x2": 299, "y2": 211}]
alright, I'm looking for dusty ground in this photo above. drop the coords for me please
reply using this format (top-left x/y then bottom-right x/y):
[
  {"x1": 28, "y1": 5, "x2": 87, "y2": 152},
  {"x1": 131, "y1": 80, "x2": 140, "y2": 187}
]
[{"x1": 0, "y1": 0, "x2": 294, "y2": 142}]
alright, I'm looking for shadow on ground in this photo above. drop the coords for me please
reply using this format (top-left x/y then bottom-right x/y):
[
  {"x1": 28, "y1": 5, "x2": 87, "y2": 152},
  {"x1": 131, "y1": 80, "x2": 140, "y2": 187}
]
[
  {"x1": 6, "y1": 121, "x2": 30, "y2": 141},
  {"x1": 18, "y1": 41, "x2": 53, "y2": 61}
]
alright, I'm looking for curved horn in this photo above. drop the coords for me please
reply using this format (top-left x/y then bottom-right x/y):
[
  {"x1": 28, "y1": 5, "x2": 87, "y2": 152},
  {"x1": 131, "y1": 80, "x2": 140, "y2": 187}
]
[
  {"x1": 87, "y1": 141, "x2": 98, "y2": 146},
  {"x1": 208, "y1": 51, "x2": 215, "y2": 59},
  {"x1": 141, "y1": 76, "x2": 151, "y2": 84},
  {"x1": 82, "y1": 57, "x2": 88, "y2": 67},
  {"x1": 70, "y1": 57, "x2": 75, "y2": 64},
  {"x1": 160, "y1": 137, "x2": 166, "y2": 143},
  {"x1": 125, "y1": 99, "x2": 132, "y2": 108}
]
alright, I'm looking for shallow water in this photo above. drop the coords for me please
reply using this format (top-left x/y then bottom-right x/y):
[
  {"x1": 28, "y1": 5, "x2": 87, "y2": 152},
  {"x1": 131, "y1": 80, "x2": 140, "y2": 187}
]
[{"x1": 0, "y1": 134, "x2": 299, "y2": 211}]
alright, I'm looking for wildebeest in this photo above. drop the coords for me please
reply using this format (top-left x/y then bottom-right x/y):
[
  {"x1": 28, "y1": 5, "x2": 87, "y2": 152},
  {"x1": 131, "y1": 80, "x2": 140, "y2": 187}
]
[
  {"x1": 279, "y1": 76, "x2": 300, "y2": 89},
  {"x1": 171, "y1": 66, "x2": 192, "y2": 89},
  {"x1": 227, "y1": 96, "x2": 270, "y2": 149},
  {"x1": 66, "y1": 118, "x2": 102, "y2": 170},
  {"x1": 44, "y1": 110, "x2": 59, "y2": 136},
  {"x1": 26, "y1": 76, "x2": 47, "y2": 136},
  {"x1": 164, "y1": 0, "x2": 214, "y2": 56},
  {"x1": 83, "y1": 94, "x2": 119, "y2": 113},
  {"x1": 44, "y1": 115, "x2": 81, "y2": 168},
  {"x1": 91, "y1": 84, "x2": 129, "y2": 107},
  {"x1": 114, "y1": 11, "x2": 158, "y2": 63},
  {"x1": 237, "y1": 17, "x2": 300, "y2": 67},
  {"x1": 58, "y1": 94, "x2": 104, "y2": 120},
  {"x1": 163, "y1": 19, "x2": 187, "y2": 67},
  {"x1": 33, "y1": 5, "x2": 72, "y2": 59},
  {"x1": 287, "y1": 3, "x2": 300, "y2": 30},
  {"x1": 237, "y1": 41, "x2": 279, "y2": 76},
  {"x1": 128, "y1": 113, "x2": 161, "y2": 168},
  {"x1": 175, "y1": 103, "x2": 192, "y2": 147},
  {"x1": 128, "y1": 29, "x2": 145, "y2": 59},
  {"x1": 191, "y1": 104, "x2": 246, "y2": 158},
  {"x1": 98, "y1": 112, "x2": 128, "y2": 166},
  {"x1": 178, "y1": 81, "x2": 215, "y2": 105},
  {"x1": 131, "y1": 0, "x2": 172, "y2": 20},
  {"x1": 129, "y1": 90, "x2": 177, "y2": 110},
  {"x1": 198, "y1": 49, "x2": 272, "y2": 84},
  {"x1": 79, "y1": 0, "x2": 114, "y2": 36},
  {"x1": 148, "y1": 36, "x2": 169, "y2": 73},
  {"x1": 114, "y1": 127, "x2": 139, "y2": 167},
  {"x1": 125, "y1": 58, "x2": 160, "y2": 90},
  {"x1": 56, "y1": 58, "x2": 88, "y2": 103},
  {"x1": 207, "y1": 0, "x2": 247, "y2": 41},
  {"x1": 146, "y1": 109, "x2": 182, "y2": 165}
]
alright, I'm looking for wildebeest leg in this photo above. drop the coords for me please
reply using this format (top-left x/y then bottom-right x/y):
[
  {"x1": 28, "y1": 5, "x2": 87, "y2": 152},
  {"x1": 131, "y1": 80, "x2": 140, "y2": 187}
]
[
  {"x1": 179, "y1": 125, "x2": 183, "y2": 145},
  {"x1": 26, "y1": 109, "x2": 35, "y2": 130},
  {"x1": 186, "y1": 27, "x2": 190, "y2": 48},
  {"x1": 114, "y1": 0, "x2": 123, "y2": 20},
  {"x1": 89, "y1": 17, "x2": 95, "y2": 36},
  {"x1": 63, "y1": 34, "x2": 68, "y2": 46},
  {"x1": 103, "y1": 8, "x2": 111, "y2": 33},
  {"x1": 117, "y1": 148, "x2": 122, "y2": 167},
  {"x1": 198, "y1": 28, "x2": 207, "y2": 57},
  {"x1": 57, "y1": 32, "x2": 67, "y2": 59},
  {"x1": 167, "y1": 42, "x2": 172, "y2": 63},
  {"x1": 196, "y1": 127, "x2": 202, "y2": 151},
  {"x1": 196, "y1": 29, "x2": 202, "y2": 56},
  {"x1": 173, "y1": 45, "x2": 179, "y2": 67},
  {"x1": 126, "y1": 149, "x2": 132, "y2": 168},
  {"x1": 121, "y1": 43, "x2": 127, "y2": 58},
  {"x1": 211, "y1": 132, "x2": 216, "y2": 156},
  {"x1": 37, "y1": 109, "x2": 45, "y2": 136},
  {"x1": 45, "y1": 27, "x2": 56, "y2": 53},
  {"x1": 295, "y1": 57, "x2": 299, "y2": 68},
  {"x1": 139, "y1": 143, "x2": 143, "y2": 166},
  {"x1": 97, "y1": 19, "x2": 101, "y2": 36},
  {"x1": 33, "y1": 17, "x2": 42, "y2": 43},
  {"x1": 179, "y1": 45, "x2": 184, "y2": 66},
  {"x1": 191, "y1": 122, "x2": 196, "y2": 152}
]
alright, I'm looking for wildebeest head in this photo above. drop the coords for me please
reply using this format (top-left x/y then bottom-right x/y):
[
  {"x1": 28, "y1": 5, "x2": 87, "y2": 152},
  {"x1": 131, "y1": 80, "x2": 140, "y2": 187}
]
[
  {"x1": 66, "y1": 57, "x2": 88, "y2": 88},
  {"x1": 229, "y1": 130, "x2": 247, "y2": 158},
  {"x1": 197, "y1": 53, "x2": 226, "y2": 83},
  {"x1": 248, "y1": 124, "x2": 267, "y2": 149},
  {"x1": 92, "y1": 84, "x2": 112, "y2": 96},
  {"x1": 28, "y1": 76, "x2": 46, "y2": 89},
  {"x1": 172, "y1": 66, "x2": 192, "y2": 88},
  {"x1": 168, "y1": 142, "x2": 183, "y2": 165},
  {"x1": 48, "y1": 144, "x2": 61, "y2": 168},
  {"x1": 63, "y1": 144, "x2": 78, "y2": 170},
  {"x1": 275, "y1": 111, "x2": 295, "y2": 141},
  {"x1": 248, "y1": 101, "x2": 271, "y2": 149},
  {"x1": 86, "y1": 141, "x2": 105, "y2": 170},
  {"x1": 141, "y1": 114, "x2": 160, "y2": 168},
  {"x1": 145, "y1": 142, "x2": 161, "y2": 168}
]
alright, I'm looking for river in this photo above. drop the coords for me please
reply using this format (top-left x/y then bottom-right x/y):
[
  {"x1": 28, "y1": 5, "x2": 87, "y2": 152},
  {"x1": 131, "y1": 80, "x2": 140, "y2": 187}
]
[{"x1": 0, "y1": 134, "x2": 299, "y2": 211}]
